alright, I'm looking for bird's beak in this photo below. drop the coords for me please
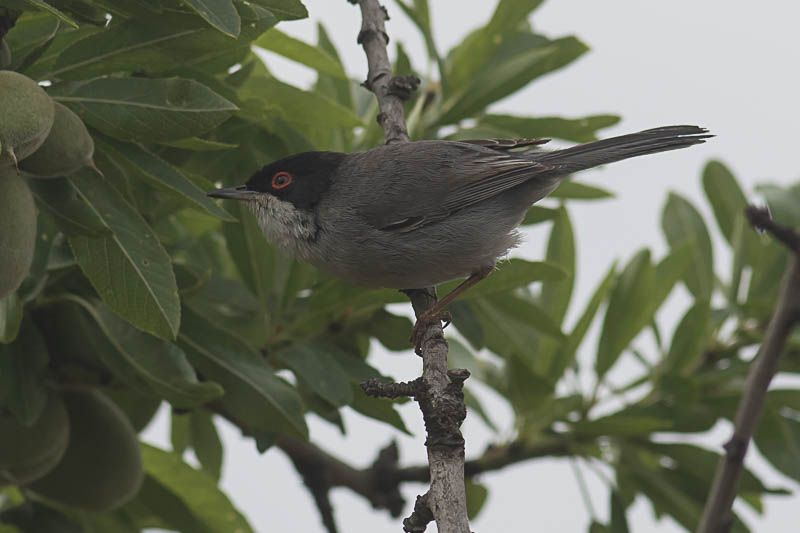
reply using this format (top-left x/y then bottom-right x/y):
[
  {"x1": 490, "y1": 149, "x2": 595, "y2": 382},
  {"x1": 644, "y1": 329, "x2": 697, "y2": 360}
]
[{"x1": 206, "y1": 185, "x2": 258, "y2": 201}]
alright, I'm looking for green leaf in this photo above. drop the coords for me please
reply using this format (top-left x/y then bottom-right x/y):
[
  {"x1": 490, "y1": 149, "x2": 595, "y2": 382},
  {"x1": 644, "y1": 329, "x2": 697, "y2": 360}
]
[
  {"x1": 3, "y1": 11, "x2": 61, "y2": 73},
  {"x1": 171, "y1": 411, "x2": 191, "y2": 456},
  {"x1": 67, "y1": 170, "x2": 181, "y2": 340},
  {"x1": 247, "y1": 0, "x2": 307, "y2": 20},
  {"x1": 254, "y1": 29, "x2": 346, "y2": 78},
  {"x1": 0, "y1": 320, "x2": 49, "y2": 424},
  {"x1": 179, "y1": 307, "x2": 308, "y2": 437},
  {"x1": 277, "y1": 343, "x2": 353, "y2": 407},
  {"x1": 571, "y1": 414, "x2": 672, "y2": 436},
  {"x1": 98, "y1": 138, "x2": 235, "y2": 221},
  {"x1": 46, "y1": 7, "x2": 277, "y2": 80},
  {"x1": 754, "y1": 391, "x2": 800, "y2": 483},
  {"x1": 521, "y1": 205, "x2": 559, "y2": 225},
  {"x1": 702, "y1": 160, "x2": 750, "y2": 244},
  {"x1": 190, "y1": 409, "x2": 223, "y2": 480},
  {"x1": 27, "y1": 178, "x2": 110, "y2": 236},
  {"x1": 550, "y1": 180, "x2": 614, "y2": 200},
  {"x1": 239, "y1": 75, "x2": 362, "y2": 129},
  {"x1": 540, "y1": 206, "x2": 574, "y2": 325},
  {"x1": 756, "y1": 183, "x2": 800, "y2": 227},
  {"x1": 70, "y1": 297, "x2": 224, "y2": 408},
  {"x1": 183, "y1": 0, "x2": 240, "y2": 37},
  {"x1": 661, "y1": 300, "x2": 711, "y2": 375},
  {"x1": 24, "y1": 0, "x2": 78, "y2": 28},
  {"x1": 465, "y1": 480, "x2": 489, "y2": 520},
  {"x1": 159, "y1": 137, "x2": 238, "y2": 151},
  {"x1": 0, "y1": 293, "x2": 23, "y2": 344},
  {"x1": 549, "y1": 263, "x2": 616, "y2": 382},
  {"x1": 610, "y1": 491, "x2": 630, "y2": 533},
  {"x1": 348, "y1": 385, "x2": 411, "y2": 435},
  {"x1": 445, "y1": 0, "x2": 545, "y2": 90},
  {"x1": 661, "y1": 192, "x2": 714, "y2": 299},
  {"x1": 438, "y1": 259, "x2": 566, "y2": 299},
  {"x1": 364, "y1": 309, "x2": 414, "y2": 352},
  {"x1": 50, "y1": 77, "x2": 237, "y2": 142},
  {"x1": 141, "y1": 444, "x2": 255, "y2": 533},
  {"x1": 441, "y1": 32, "x2": 587, "y2": 124},
  {"x1": 479, "y1": 114, "x2": 620, "y2": 143},
  {"x1": 596, "y1": 250, "x2": 654, "y2": 378}
]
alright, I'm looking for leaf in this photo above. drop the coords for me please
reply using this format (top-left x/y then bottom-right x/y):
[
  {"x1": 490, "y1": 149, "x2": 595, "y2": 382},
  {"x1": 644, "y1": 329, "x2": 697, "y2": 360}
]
[
  {"x1": 183, "y1": 0, "x2": 240, "y2": 37},
  {"x1": 0, "y1": 293, "x2": 23, "y2": 344},
  {"x1": 465, "y1": 480, "x2": 489, "y2": 520},
  {"x1": 71, "y1": 298, "x2": 224, "y2": 408},
  {"x1": 254, "y1": 29, "x2": 346, "y2": 78},
  {"x1": 610, "y1": 491, "x2": 630, "y2": 533},
  {"x1": 50, "y1": 77, "x2": 237, "y2": 142},
  {"x1": 141, "y1": 444, "x2": 255, "y2": 533},
  {"x1": 178, "y1": 307, "x2": 307, "y2": 437},
  {"x1": 550, "y1": 180, "x2": 614, "y2": 200},
  {"x1": 756, "y1": 184, "x2": 800, "y2": 228},
  {"x1": 365, "y1": 309, "x2": 414, "y2": 352},
  {"x1": 596, "y1": 250, "x2": 654, "y2": 378},
  {"x1": 247, "y1": 0, "x2": 308, "y2": 20},
  {"x1": 98, "y1": 138, "x2": 235, "y2": 221},
  {"x1": 276, "y1": 343, "x2": 353, "y2": 408},
  {"x1": 754, "y1": 392, "x2": 800, "y2": 483},
  {"x1": 441, "y1": 32, "x2": 587, "y2": 124},
  {"x1": 438, "y1": 259, "x2": 566, "y2": 299},
  {"x1": 0, "y1": 320, "x2": 49, "y2": 425},
  {"x1": 571, "y1": 415, "x2": 672, "y2": 436},
  {"x1": 190, "y1": 409, "x2": 223, "y2": 480},
  {"x1": 479, "y1": 114, "x2": 620, "y2": 143},
  {"x1": 521, "y1": 205, "x2": 559, "y2": 225},
  {"x1": 348, "y1": 385, "x2": 411, "y2": 435},
  {"x1": 4, "y1": 11, "x2": 61, "y2": 73},
  {"x1": 26, "y1": 178, "x2": 110, "y2": 236},
  {"x1": 159, "y1": 137, "x2": 238, "y2": 151},
  {"x1": 540, "y1": 206, "x2": 574, "y2": 325},
  {"x1": 24, "y1": 0, "x2": 78, "y2": 28},
  {"x1": 67, "y1": 170, "x2": 181, "y2": 340},
  {"x1": 661, "y1": 300, "x2": 711, "y2": 375},
  {"x1": 171, "y1": 411, "x2": 191, "y2": 456},
  {"x1": 702, "y1": 161, "x2": 750, "y2": 244},
  {"x1": 661, "y1": 192, "x2": 714, "y2": 299},
  {"x1": 47, "y1": 6, "x2": 277, "y2": 79}
]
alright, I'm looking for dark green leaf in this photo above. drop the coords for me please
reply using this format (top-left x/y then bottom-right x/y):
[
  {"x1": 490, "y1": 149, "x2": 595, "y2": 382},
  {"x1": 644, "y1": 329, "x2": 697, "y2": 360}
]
[
  {"x1": 27, "y1": 178, "x2": 110, "y2": 236},
  {"x1": 462, "y1": 387, "x2": 499, "y2": 431},
  {"x1": 702, "y1": 161, "x2": 750, "y2": 244},
  {"x1": 98, "y1": 139, "x2": 235, "y2": 221},
  {"x1": 159, "y1": 137, "x2": 238, "y2": 151},
  {"x1": 277, "y1": 343, "x2": 353, "y2": 408},
  {"x1": 550, "y1": 180, "x2": 614, "y2": 200},
  {"x1": 141, "y1": 444, "x2": 255, "y2": 533},
  {"x1": 521, "y1": 205, "x2": 559, "y2": 225},
  {"x1": 540, "y1": 206, "x2": 574, "y2": 325},
  {"x1": 465, "y1": 480, "x2": 489, "y2": 520},
  {"x1": 348, "y1": 384, "x2": 411, "y2": 435},
  {"x1": 24, "y1": 0, "x2": 78, "y2": 28},
  {"x1": 571, "y1": 415, "x2": 672, "y2": 436},
  {"x1": 190, "y1": 409, "x2": 223, "y2": 480},
  {"x1": 0, "y1": 293, "x2": 23, "y2": 344},
  {"x1": 68, "y1": 170, "x2": 181, "y2": 340},
  {"x1": 754, "y1": 391, "x2": 800, "y2": 483},
  {"x1": 72, "y1": 298, "x2": 224, "y2": 407},
  {"x1": 610, "y1": 491, "x2": 629, "y2": 533},
  {"x1": 50, "y1": 77, "x2": 237, "y2": 142},
  {"x1": 171, "y1": 411, "x2": 191, "y2": 456},
  {"x1": 438, "y1": 259, "x2": 566, "y2": 300},
  {"x1": 4, "y1": 11, "x2": 61, "y2": 73},
  {"x1": 661, "y1": 192, "x2": 714, "y2": 299},
  {"x1": 661, "y1": 300, "x2": 711, "y2": 375},
  {"x1": 364, "y1": 309, "x2": 414, "y2": 352},
  {"x1": 479, "y1": 114, "x2": 620, "y2": 143},
  {"x1": 0, "y1": 320, "x2": 49, "y2": 424},
  {"x1": 254, "y1": 29, "x2": 346, "y2": 78},
  {"x1": 179, "y1": 307, "x2": 307, "y2": 437},
  {"x1": 183, "y1": 0, "x2": 240, "y2": 37},
  {"x1": 247, "y1": 0, "x2": 307, "y2": 20},
  {"x1": 596, "y1": 250, "x2": 654, "y2": 378}
]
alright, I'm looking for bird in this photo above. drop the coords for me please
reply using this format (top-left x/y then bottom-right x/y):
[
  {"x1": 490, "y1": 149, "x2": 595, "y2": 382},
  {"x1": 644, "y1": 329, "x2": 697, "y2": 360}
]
[{"x1": 207, "y1": 125, "x2": 711, "y2": 351}]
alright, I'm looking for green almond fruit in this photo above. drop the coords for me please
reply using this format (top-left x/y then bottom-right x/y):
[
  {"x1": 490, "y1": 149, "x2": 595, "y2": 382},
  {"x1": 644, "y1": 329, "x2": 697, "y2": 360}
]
[
  {"x1": 0, "y1": 71, "x2": 55, "y2": 168},
  {"x1": 27, "y1": 387, "x2": 144, "y2": 512},
  {"x1": 20, "y1": 102, "x2": 97, "y2": 178},
  {"x1": 0, "y1": 168, "x2": 37, "y2": 298},
  {"x1": 0, "y1": 392, "x2": 70, "y2": 485}
]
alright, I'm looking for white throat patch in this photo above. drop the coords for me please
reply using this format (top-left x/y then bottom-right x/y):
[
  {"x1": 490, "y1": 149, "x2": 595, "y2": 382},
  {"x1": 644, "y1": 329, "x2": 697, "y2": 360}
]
[{"x1": 247, "y1": 195, "x2": 318, "y2": 260}]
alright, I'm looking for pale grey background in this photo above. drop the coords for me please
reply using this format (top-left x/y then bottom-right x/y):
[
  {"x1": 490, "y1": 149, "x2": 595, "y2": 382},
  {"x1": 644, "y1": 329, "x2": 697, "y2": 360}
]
[{"x1": 143, "y1": 1, "x2": 800, "y2": 531}]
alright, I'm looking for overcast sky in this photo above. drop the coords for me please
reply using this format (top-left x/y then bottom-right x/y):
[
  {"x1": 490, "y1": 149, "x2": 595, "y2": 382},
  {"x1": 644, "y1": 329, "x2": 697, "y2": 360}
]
[{"x1": 144, "y1": 1, "x2": 800, "y2": 531}]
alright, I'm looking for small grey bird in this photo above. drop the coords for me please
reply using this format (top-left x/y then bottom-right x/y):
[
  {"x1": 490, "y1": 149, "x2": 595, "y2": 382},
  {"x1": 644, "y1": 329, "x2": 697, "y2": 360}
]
[{"x1": 208, "y1": 125, "x2": 711, "y2": 349}]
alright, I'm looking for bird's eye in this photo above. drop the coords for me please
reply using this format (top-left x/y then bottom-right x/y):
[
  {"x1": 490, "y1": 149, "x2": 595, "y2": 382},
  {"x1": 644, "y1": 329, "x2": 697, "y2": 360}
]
[{"x1": 272, "y1": 171, "x2": 292, "y2": 189}]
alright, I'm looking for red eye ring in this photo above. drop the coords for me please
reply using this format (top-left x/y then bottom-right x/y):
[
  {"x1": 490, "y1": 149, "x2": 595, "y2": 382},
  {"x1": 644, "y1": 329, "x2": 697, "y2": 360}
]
[{"x1": 272, "y1": 171, "x2": 292, "y2": 189}]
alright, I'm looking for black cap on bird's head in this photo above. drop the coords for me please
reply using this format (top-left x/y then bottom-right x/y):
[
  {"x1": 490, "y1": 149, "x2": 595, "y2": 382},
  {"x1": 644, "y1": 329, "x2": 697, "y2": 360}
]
[{"x1": 207, "y1": 151, "x2": 345, "y2": 210}]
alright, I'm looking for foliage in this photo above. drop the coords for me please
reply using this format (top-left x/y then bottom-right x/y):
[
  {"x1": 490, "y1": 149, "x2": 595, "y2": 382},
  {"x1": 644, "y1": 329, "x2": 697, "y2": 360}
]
[{"x1": 0, "y1": 0, "x2": 797, "y2": 532}]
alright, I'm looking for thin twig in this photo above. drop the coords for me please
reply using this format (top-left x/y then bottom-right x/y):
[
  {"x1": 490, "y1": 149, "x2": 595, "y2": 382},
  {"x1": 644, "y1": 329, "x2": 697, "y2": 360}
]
[{"x1": 697, "y1": 206, "x2": 800, "y2": 533}]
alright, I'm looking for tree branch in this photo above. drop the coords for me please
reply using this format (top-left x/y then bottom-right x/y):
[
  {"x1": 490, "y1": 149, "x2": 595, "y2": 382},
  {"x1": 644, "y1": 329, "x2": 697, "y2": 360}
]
[
  {"x1": 348, "y1": 2, "x2": 468, "y2": 532},
  {"x1": 697, "y1": 206, "x2": 800, "y2": 533}
]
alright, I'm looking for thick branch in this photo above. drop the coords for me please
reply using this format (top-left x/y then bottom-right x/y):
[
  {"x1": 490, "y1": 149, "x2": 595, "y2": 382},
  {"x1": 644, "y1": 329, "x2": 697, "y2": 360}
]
[{"x1": 697, "y1": 207, "x2": 800, "y2": 533}]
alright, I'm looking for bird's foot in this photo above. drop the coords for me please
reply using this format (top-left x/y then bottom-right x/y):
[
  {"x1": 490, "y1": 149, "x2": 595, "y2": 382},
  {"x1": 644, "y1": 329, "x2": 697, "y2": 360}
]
[{"x1": 410, "y1": 310, "x2": 452, "y2": 355}]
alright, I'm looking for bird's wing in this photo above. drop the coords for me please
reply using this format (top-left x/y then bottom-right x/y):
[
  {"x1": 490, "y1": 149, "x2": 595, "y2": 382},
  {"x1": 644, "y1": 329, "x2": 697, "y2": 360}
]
[
  {"x1": 348, "y1": 141, "x2": 557, "y2": 232},
  {"x1": 459, "y1": 137, "x2": 550, "y2": 151}
]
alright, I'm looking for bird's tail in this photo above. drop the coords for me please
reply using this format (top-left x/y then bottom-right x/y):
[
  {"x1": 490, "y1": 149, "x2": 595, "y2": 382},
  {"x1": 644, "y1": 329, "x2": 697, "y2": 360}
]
[{"x1": 531, "y1": 125, "x2": 712, "y2": 172}]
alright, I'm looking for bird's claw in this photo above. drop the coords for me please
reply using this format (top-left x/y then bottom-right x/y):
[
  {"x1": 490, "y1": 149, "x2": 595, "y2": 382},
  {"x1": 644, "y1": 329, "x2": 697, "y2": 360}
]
[{"x1": 410, "y1": 310, "x2": 452, "y2": 354}]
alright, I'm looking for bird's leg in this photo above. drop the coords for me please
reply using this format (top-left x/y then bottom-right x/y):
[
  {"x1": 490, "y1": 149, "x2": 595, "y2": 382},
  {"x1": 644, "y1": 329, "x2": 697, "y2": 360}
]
[{"x1": 410, "y1": 265, "x2": 494, "y2": 354}]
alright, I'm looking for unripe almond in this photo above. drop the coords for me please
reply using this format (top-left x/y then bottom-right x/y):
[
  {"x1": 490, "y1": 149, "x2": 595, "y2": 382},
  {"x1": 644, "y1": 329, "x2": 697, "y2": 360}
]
[
  {"x1": 20, "y1": 102, "x2": 96, "y2": 178},
  {"x1": 0, "y1": 71, "x2": 55, "y2": 168},
  {"x1": 0, "y1": 167, "x2": 37, "y2": 298}
]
